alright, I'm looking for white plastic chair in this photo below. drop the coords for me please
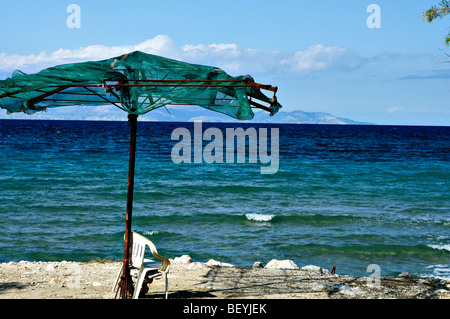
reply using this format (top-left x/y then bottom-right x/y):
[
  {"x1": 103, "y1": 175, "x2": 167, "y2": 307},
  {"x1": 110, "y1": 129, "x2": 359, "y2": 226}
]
[{"x1": 112, "y1": 231, "x2": 170, "y2": 299}]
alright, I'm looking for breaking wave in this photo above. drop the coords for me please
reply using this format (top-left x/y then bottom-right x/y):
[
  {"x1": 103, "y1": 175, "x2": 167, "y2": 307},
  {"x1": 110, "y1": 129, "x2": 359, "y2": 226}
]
[{"x1": 245, "y1": 213, "x2": 275, "y2": 222}]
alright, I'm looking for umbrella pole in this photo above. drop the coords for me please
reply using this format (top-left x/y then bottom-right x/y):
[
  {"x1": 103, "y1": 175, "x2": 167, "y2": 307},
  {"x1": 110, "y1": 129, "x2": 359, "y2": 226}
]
[{"x1": 118, "y1": 113, "x2": 138, "y2": 299}]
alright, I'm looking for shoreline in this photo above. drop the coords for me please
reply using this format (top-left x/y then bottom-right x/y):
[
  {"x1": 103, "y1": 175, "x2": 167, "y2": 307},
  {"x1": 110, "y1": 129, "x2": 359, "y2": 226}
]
[{"x1": 1, "y1": 257, "x2": 449, "y2": 299}]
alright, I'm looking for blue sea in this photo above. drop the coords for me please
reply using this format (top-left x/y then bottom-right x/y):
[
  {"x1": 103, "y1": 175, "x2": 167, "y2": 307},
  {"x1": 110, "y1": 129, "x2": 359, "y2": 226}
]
[{"x1": 0, "y1": 119, "x2": 449, "y2": 279}]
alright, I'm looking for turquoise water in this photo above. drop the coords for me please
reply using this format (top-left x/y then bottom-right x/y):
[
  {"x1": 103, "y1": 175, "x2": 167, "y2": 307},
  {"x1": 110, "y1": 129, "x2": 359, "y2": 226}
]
[{"x1": 0, "y1": 120, "x2": 449, "y2": 278}]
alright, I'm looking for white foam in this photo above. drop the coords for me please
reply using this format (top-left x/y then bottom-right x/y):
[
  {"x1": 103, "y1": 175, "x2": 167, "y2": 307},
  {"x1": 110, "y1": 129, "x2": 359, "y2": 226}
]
[
  {"x1": 142, "y1": 230, "x2": 159, "y2": 236},
  {"x1": 424, "y1": 264, "x2": 450, "y2": 279},
  {"x1": 245, "y1": 213, "x2": 275, "y2": 222},
  {"x1": 428, "y1": 244, "x2": 450, "y2": 252}
]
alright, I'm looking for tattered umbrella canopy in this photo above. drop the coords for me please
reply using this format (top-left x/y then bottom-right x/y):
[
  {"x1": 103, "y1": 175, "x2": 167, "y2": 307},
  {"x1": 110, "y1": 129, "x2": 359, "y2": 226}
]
[
  {"x1": 0, "y1": 51, "x2": 281, "y2": 118},
  {"x1": 0, "y1": 51, "x2": 282, "y2": 298}
]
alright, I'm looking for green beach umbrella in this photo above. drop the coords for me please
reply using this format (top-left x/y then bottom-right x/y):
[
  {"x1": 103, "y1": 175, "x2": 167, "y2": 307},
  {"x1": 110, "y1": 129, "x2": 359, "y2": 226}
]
[{"x1": 0, "y1": 51, "x2": 282, "y2": 298}]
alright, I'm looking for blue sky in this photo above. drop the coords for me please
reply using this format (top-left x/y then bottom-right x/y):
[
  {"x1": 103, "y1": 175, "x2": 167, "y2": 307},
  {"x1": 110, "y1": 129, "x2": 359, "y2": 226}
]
[{"x1": 0, "y1": 0, "x2": 449, "y2": 125}]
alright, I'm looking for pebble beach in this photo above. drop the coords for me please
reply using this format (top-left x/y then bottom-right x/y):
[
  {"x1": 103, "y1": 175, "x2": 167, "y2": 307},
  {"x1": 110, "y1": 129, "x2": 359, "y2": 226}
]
[{"x1": 1, "y1": 256, "x2": 449, "y2": 300}]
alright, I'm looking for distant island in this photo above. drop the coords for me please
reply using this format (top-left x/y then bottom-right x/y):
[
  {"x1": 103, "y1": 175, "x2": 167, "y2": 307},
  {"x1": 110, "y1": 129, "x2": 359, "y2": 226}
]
[
  {"x1": 0, "y1": 104, "x2": 372, "y2": 125},
  {"x1": 145, "y1": 106, "x2": 372, "y2": 125}
]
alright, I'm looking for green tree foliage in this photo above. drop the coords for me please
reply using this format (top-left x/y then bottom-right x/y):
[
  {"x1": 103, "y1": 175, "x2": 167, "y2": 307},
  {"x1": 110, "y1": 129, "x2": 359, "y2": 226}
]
[{"x1": 422, "y1": 0, "x2": 450, "y2": 46}]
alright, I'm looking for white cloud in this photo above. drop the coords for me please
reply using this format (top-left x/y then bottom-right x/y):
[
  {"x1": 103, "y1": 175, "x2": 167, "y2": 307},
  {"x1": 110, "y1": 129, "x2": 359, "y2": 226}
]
[
  {"x1": 280, "y1": 44, "x2": 367, "y2": 72},
  {"x1": 386, "y1": 106, "x2": 405, "y2": 113},
  {"x1": 0, "y1": 34, "x2": 386, "y2": 76},
  {"x1": 0, "y1": 35, "x2": 179, "y2": 74}
]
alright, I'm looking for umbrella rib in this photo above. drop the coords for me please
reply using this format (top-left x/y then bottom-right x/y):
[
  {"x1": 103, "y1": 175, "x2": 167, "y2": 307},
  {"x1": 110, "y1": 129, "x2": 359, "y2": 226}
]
[
  {"x1": 248, "y1": 99, "x2": 273, "y2": 113},
  {"x1": 117, "y1": 83, "x2": 264, "y2": 88},
  {"x1": 107, "y1": 89, "x2": 121, "y2": 102},
  {"x1": 27, "y1": 86, "x2": 70, "y2": 105},
  {"x1": 123, "y1": 79, "x2": 244, "y2": 83},
  {"x1": 82, "y1": 86, "x2": 126, "y2": 111},
  {"x1": 40, "y1": 98, "x2": 116, "y2": 104},
  {"x1": 122, "y1": 79, "x2": 278, "y2": 92}
]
